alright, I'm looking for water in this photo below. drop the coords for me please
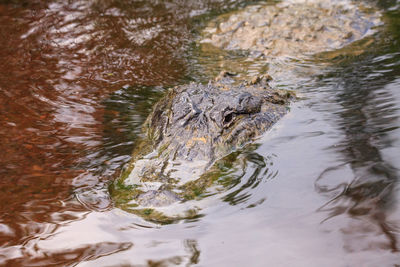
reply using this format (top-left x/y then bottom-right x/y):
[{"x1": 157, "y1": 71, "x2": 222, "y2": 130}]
[{"x1": 0, "y1": 0, "x2": 399, "y2": 266}]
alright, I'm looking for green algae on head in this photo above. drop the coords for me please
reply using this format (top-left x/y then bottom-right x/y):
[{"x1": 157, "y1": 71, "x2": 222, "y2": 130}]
[{"x1": 111, "y1": 73, "x2": 292, "y2": 220}]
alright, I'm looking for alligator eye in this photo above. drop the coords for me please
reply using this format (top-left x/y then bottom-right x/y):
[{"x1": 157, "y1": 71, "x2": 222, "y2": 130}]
[{"x1": 224, "y1": 112, "x2": 234, "y2": 124}]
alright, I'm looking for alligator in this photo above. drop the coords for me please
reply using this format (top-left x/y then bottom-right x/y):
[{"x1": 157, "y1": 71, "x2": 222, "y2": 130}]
[
  {"x1": 110, "y1": 0, "x2": 382, "y2": 222},
  {"x1": 110, "y1": 73, "x2": 292, "y2": 219}
]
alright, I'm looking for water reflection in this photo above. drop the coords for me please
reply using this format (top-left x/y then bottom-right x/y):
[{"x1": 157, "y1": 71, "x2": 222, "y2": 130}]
[
  {"x1": 105, "y1": 239, "x2": 200, "y2": 267},
  {"x1": 314, "y1": 9, "x2": 400, "y2": 252},
  {"x1": 0, "y1": 0, "x2": 264, "y2": 264},
  {"x1": 6, "y1": 241, "x2": 133, "y2": 266},
  {"x1": 0, "y1": 0, "x2": 400, "y2": 265},
  {"x1": 222, "y1": 149, "x2": 277, "y2": 206}
]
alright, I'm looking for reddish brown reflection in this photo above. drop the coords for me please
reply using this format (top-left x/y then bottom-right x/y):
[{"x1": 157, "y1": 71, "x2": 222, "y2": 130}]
[{"x1": 0, "y1": 0, "x2": 190, "y2": 260}]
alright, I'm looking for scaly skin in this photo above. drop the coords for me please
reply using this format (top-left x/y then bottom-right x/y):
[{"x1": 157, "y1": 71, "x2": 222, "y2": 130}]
[
  {"x1": 110, "y1": 73, "x2": 292, "y2": 213},
  {"x1": 202, "y1": 0, "x2": 381, "y2": 58}
]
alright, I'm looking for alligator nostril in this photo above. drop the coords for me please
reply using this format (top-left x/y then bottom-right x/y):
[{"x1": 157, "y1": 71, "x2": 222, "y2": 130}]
[{"x1": 224, "y1": 113, "x2": 234, "y2": 124}]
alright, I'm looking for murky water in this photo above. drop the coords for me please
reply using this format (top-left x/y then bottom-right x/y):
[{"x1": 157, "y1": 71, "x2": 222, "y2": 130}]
[{"x1": 0, "y1": 0, "x2": 399, "y2": 266}]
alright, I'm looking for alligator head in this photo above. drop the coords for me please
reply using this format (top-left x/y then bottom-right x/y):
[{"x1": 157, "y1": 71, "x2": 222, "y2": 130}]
[{"x1": 114, "y1": 73, "x2": 292, "y2": 209}]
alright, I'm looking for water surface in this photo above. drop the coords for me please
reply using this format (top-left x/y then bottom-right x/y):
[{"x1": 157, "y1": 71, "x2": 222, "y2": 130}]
[{"x1": 0, "y1": 0, "x2": 399, "y2": 266}]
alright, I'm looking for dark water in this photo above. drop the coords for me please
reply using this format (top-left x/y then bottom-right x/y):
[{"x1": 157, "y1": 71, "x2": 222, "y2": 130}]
[{"x1": 0, "y1": 0, "x2": 399, "y2": 266}]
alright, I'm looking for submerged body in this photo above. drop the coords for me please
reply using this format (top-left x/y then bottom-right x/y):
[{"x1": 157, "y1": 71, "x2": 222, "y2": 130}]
[
  {"x1": 202, "y1": 0, "x2": 381, "y2": 58},
  {"x1": 112, "y1": 74, "x2": 291, "y2": 210}
]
